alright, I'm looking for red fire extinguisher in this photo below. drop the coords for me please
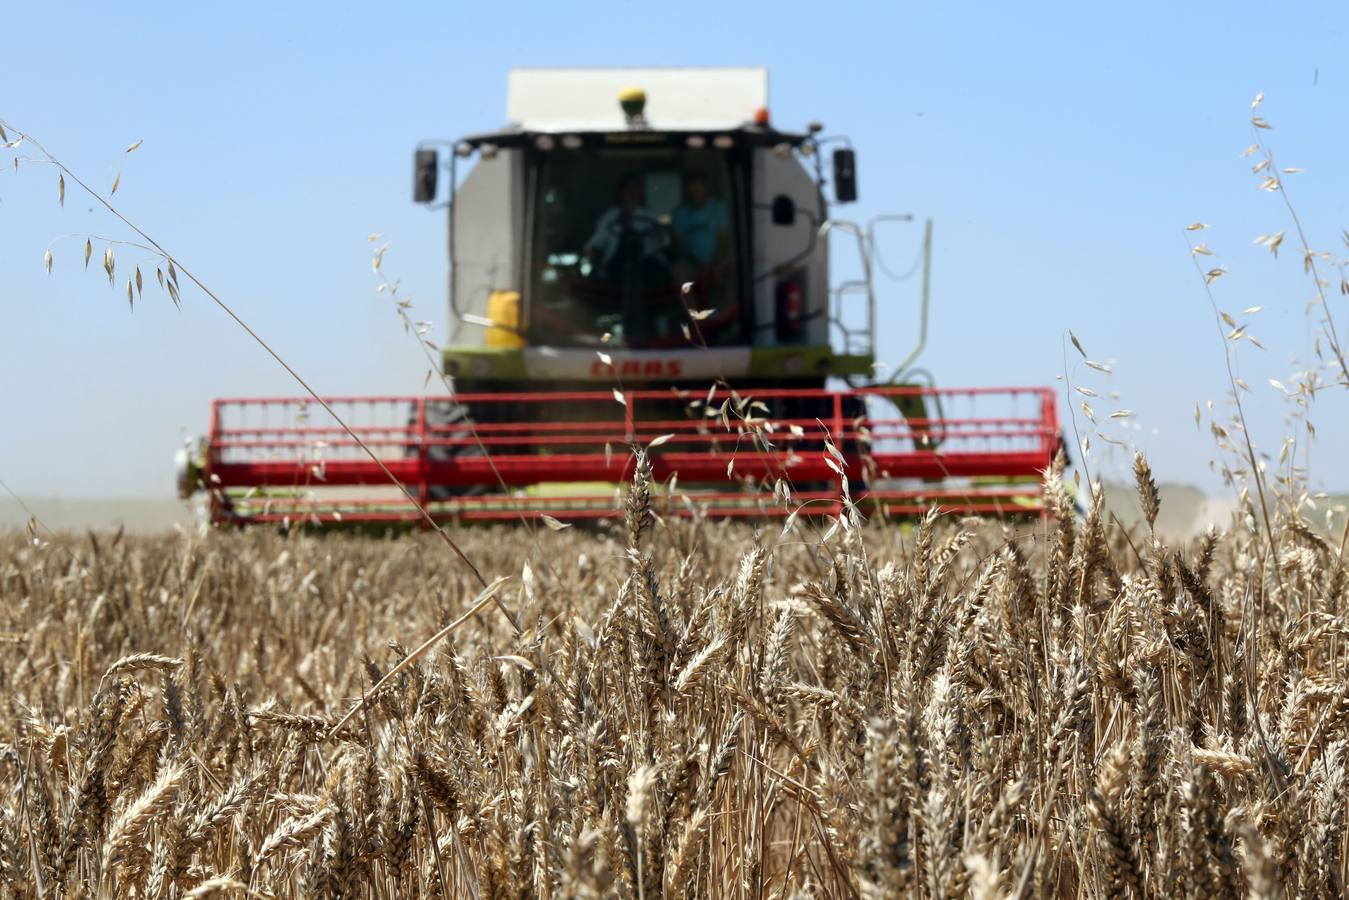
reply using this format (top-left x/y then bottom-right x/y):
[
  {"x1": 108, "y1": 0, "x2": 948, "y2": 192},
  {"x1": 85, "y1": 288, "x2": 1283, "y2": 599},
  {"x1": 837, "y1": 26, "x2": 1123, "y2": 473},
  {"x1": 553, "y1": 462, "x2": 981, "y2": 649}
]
[{"x1": 776, "y1": 279, "x2": 804, "y2": 341}]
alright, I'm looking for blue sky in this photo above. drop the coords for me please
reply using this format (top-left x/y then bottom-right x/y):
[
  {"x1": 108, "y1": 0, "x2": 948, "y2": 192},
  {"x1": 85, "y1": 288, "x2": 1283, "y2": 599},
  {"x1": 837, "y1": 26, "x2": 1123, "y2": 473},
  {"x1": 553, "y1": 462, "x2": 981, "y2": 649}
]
[{"x1": 2, "y1": 1, "x2": 1347, "y2": 499}]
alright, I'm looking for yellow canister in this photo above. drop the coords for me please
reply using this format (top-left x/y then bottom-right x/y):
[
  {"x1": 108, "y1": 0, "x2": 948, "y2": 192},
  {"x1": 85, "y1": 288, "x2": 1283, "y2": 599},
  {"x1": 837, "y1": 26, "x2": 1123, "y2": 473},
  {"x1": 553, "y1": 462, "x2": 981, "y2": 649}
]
[{"x1": 484, "y1": 290, "x2": 525, "y2": 348}]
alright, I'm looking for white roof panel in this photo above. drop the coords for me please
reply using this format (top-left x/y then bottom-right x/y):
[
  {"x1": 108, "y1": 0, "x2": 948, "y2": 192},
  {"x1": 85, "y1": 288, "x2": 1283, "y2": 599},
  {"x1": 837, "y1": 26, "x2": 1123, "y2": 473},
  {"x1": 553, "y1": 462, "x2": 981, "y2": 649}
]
[{"x1": 507, "y1": 67, "x2": 768, "y2": 132}]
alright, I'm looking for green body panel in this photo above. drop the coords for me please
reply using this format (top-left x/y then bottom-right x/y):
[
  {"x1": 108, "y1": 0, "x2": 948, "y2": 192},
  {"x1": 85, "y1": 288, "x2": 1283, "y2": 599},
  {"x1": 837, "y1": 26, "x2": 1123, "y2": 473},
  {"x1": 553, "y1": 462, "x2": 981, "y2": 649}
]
[
  {"x1": 441, "y1": 344, "x2": 875, "y2": 383},
  {"x1": 744, "y1": 345, "x2": 874, "y2": 378},
  {"x1": 442, "y1": 346, "x2": 529, "y2": 380}
]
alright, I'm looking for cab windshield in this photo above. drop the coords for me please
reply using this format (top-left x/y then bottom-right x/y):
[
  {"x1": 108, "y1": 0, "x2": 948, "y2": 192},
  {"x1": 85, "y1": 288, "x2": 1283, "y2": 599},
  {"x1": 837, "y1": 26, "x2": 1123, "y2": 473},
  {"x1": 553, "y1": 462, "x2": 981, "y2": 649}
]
[{"x1": 529, "y1": 145, "x2": 742, "y2": 348}]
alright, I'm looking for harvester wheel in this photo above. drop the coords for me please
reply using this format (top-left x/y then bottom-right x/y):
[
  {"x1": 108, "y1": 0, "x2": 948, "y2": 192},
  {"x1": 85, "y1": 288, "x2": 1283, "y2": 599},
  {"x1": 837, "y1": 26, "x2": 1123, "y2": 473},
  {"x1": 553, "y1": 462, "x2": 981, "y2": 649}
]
[{"x1": 410, "y1": 400, "x2": 487, "y2": 501}]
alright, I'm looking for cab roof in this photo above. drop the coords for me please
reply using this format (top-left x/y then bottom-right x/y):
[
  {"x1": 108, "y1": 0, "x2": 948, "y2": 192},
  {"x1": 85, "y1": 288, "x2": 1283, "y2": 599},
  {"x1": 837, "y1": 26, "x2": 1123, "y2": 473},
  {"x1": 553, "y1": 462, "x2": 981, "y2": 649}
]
[
  {"x1": 456, "y1": 126, "x2": 811, "y2": 152},
  {"x1": 507, "y1": 67, "x2": 769, "y2": 132}
]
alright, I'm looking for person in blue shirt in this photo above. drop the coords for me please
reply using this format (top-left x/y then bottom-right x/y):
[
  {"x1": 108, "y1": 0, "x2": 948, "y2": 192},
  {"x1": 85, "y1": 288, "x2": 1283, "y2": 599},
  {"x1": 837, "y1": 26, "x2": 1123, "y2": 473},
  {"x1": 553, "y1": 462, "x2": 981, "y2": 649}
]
[
  {"x1": 669, "y1": 170, "x2": 740, "y2": 342},
  {"x1": 671, "y1": 171, "x2": 729, "y2": 272}
]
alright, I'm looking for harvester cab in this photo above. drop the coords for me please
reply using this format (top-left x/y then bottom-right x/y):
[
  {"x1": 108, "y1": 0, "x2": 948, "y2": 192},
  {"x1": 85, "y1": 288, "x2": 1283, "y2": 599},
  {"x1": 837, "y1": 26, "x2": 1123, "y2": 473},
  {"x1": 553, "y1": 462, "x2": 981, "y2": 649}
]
[
  {"x1": 418, "y1": 68, "x2": 874, "y2": 395},
  {"x1": 180, "y1": 68, "x2": 1061, "y2": 525}
]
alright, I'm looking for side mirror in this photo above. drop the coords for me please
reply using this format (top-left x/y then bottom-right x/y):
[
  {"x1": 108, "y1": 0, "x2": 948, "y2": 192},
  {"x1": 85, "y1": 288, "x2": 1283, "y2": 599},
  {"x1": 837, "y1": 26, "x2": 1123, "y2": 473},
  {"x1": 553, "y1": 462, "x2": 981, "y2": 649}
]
[
  {"x1": 770, "y1": 194, "x2": 796, "y2": 226},
  {"x1": 413, "y1": 148, "x2": 438, "y2": 203},
  {"x1": 832, "y1": 148, "x2": 857, "y2": 204}
]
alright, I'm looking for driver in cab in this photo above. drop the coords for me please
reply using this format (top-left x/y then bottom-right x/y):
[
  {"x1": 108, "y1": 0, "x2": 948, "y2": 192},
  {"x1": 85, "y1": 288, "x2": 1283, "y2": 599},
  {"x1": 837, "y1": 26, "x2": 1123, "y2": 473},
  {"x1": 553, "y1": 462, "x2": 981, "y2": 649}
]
[{"x1": 584, "y1": 173, "x2": 668, "y2": 278}]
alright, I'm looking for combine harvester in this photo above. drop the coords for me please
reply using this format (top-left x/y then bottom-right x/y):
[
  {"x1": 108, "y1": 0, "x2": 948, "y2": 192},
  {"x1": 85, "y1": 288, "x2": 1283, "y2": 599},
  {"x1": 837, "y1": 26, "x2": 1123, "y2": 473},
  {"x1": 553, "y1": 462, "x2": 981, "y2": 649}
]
[{"x1": 178, "y1": 68, "x2": 1061, "y2": 525}]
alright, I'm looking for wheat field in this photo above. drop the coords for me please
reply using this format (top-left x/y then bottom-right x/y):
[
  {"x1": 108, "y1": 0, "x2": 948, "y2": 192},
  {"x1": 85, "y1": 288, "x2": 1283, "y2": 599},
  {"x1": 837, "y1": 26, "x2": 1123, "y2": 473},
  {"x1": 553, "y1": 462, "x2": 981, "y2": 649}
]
[{"x1": 0, "y1": 454, "x2": 1345, "y2": 899}]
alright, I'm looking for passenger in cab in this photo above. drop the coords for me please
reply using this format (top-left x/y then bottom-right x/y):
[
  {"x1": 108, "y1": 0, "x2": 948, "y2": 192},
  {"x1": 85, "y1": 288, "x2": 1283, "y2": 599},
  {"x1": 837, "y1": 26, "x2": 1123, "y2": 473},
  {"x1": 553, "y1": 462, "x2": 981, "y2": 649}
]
[
  {"x1": 672, "y1": 170, "x2": 737, "y2": 341},
  {"x1": 671, "y1": 171, "x2": 729, "y2": 275}
]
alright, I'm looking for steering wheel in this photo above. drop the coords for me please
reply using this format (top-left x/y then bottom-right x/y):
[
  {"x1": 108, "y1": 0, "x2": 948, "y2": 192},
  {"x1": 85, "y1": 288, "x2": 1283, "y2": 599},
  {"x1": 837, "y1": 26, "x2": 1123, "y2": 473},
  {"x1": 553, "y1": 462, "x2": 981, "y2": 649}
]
[{"x1": 604, "y1": 212, "x2": 671, "y2": 252}]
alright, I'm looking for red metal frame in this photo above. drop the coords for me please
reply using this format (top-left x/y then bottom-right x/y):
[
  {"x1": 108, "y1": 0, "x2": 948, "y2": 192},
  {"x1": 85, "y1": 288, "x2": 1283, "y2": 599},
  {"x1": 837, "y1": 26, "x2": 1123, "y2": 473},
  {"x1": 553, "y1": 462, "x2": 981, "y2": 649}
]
[{"x1": 198, "y1": 385, "x2": 1060, "y2": 525}]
